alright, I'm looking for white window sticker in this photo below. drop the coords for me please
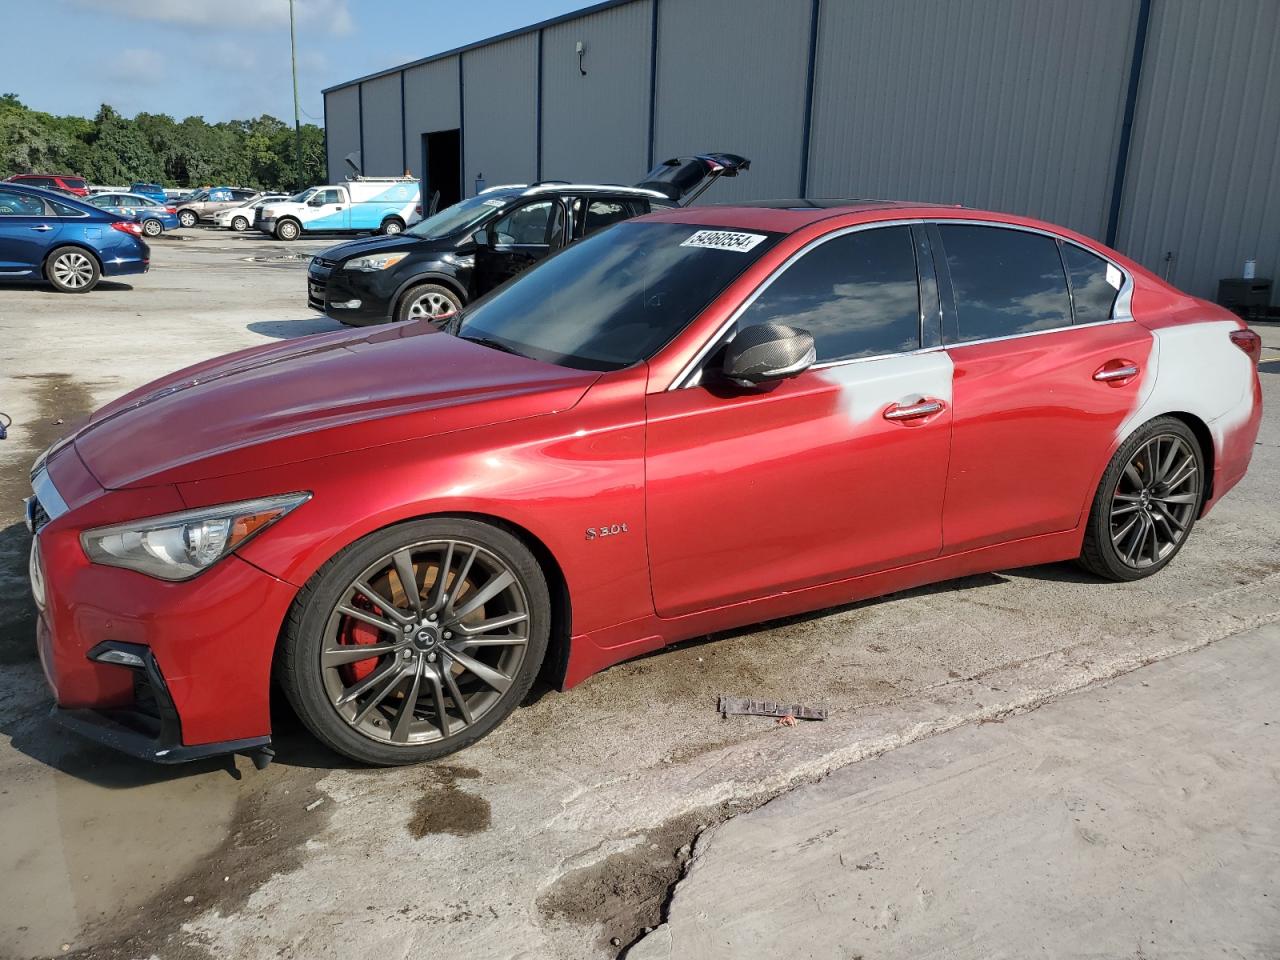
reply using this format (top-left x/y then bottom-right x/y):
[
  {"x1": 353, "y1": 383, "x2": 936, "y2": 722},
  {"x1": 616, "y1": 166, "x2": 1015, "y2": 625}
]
[
  {"x1": 482, "y1": 198, "x2": 506, "y2": 207},
  {"x1": 680, "y1": 229, "x2": 768, "y2": 253},
  {"x1": 1105, "y1": 264, "x2": 1123, "y2": 290}
]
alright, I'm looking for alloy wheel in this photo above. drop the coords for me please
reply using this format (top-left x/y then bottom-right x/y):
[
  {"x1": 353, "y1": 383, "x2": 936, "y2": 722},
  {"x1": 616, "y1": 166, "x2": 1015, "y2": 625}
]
[
  {"x1": 320, "y1": 539, "x2": 530, "y2": 746},
  {"x1": 1108, "y1": 433, "x2": 1200, "y2": 569},
  {"x1": 407, "y1": 290, "x2": 457, "y2": 322},
  {"x1": 52, "y1": 252, "x2": 94, "y2": 289},
  {"x1": 143, "y1": 219, "x2": 162, "y2": 236}
]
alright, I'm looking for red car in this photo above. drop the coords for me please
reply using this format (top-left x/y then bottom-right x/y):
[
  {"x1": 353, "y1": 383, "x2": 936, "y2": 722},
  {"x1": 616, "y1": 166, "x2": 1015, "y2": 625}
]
[
  {"x1": 5, "y1": 173, "x2": 90, "y2": 197},
  {"x1": 27, "y1": 201, "x2": 1263, "y2": 766}
]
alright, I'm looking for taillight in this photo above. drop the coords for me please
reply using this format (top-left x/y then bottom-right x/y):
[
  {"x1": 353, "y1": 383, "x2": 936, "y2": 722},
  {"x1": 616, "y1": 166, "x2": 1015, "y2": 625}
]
[
  {"x1": 165, "y1": 205, "x2": 177, "y2": 214},
  {"x1": 415, "y1": 204, "x2": 423, "y2": 215},
  {"x1": 111, "y1": 221, "x2": 143, "y2": 237},
  {"x1": 1229, "y1": 328, "x2": 1262, "y2": 364}
]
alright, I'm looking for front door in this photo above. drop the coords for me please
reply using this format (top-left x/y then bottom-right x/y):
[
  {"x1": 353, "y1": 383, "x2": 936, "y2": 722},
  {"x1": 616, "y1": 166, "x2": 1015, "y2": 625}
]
[
  {"x1": 0, "y1": 187, "x2": 58, "y2": 274},
  {"x1": 932, "y1": 222, "x2": 1155, "y2": 552},
  {"x1": 306, "y1": 187, "x2": 349, "y2": 231},
  {"x1": 473, "y1": 199, "x2": 567, "y2": 297},
  {"x1": 645, "y1": 224, "x2": 953, "y2": 618}
]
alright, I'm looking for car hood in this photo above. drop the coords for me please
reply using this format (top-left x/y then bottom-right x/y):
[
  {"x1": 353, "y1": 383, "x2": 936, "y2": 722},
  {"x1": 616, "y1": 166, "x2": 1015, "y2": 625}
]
[
  {"x1": 318, "y1": 233, "x2": 439, "y2": 264},
  {"x1": 73, "y1": 323, "x2": 598, "y2": 489}
]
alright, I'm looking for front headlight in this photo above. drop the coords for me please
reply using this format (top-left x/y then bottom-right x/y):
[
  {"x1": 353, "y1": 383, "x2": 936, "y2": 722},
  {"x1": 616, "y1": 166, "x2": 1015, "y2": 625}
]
[
  {"x1": 346, "y1": 252, "x2": 409, "y2": 272},
  {"x1": 81, "y1": 493, "x2": 309, "y2": 581}
]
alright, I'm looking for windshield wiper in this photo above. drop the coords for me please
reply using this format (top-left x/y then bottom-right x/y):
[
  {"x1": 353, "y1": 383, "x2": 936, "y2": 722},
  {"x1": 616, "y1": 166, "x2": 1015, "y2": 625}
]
[{"x1": 459, "y1": 334, "x2": 526, "y2": 358}]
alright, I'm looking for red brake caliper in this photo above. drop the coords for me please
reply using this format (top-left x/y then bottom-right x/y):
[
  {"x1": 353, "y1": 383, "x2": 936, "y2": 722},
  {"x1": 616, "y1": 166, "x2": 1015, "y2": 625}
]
[{"x1": 339, "y1": 599, "x2": 385, "y2": 683}]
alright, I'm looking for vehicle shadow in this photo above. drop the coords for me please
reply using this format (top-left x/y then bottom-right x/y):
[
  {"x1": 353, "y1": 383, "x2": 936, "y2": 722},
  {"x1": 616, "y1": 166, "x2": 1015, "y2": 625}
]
[
  {"x1": 247, "y1": 317, "x2": 345, "y2": 339},
  {"x1": 0, "y1": 280, "x2": 134, "y2": 293}
]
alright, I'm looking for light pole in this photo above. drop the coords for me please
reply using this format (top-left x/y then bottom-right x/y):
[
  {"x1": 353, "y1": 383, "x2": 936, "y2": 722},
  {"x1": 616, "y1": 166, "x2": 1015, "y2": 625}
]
[{"x1": 289, "y1": 0, "x2": 304, "y2": 189}]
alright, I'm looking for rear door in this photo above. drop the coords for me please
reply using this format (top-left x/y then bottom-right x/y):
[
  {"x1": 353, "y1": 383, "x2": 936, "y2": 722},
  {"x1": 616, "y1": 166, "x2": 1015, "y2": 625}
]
[
  {"x1": 0, "y1": 188, "x2": 59, "y2": 273},
  {"x1": 933, "y1": 222, "x2": 1152, "y2": 552},
  {"x1": 473, "y1": 198, "x2": 568, "y2": 295},
  {"x1": 645, "y1": 224, "x2": 953, "y2": 617},
  {"x1": 570, "y1": 196, "x2": 639, "y2": 240}
]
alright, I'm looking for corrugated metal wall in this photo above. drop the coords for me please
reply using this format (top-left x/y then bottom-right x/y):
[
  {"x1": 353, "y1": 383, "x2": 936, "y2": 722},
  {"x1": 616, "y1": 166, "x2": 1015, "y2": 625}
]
[
  {"x1": 807, "y1": 0, "x2": 1139, "y2": 239},
  {"x1": 403, "y1": 57, "x2": 460, "y2": 178},
  {"x1": 652, "y1": 0, "x2": 810, "y2": 201},
  {"x1": 461, "y1": 34, "x2": 540, "y2": 194},
  {"x1": 324, "y1": 85, "x2": 361, "y2": 185},
  {"x1": 1114, "y1": 0, "x2": 1280, "y2": 297},
  {"x1": 541, "y1": 0, "x2": 652, "y2": 184},
  {"x1": 359, "y1": 73, "x2": 404, "y2": 176}
]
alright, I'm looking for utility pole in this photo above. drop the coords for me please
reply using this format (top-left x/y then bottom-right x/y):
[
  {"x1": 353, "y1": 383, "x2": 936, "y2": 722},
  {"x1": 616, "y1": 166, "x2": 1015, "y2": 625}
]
[{"x1": 289, "y1": 0, "x2": 304, "y2": 189}]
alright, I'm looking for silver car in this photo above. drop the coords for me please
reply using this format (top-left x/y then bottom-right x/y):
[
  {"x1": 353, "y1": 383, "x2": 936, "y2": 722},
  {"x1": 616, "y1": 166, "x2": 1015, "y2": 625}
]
[{"x1": 174, "y1": 187, "x2": 261, "y2": 227}]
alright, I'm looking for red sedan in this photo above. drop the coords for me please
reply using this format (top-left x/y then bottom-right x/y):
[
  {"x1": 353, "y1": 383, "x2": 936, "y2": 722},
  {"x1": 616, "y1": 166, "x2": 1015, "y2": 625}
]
[{"x1": 27, "y1": 201, "x2": 1263, "y2": 766}]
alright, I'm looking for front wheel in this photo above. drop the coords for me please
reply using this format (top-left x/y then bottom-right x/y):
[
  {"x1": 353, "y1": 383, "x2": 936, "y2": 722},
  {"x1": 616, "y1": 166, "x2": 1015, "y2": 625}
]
[
  {"x1": 396, "y1": 282, "x2": 463, "y2": 324},
  {"x1": 141, "y1": 218, "x2": 164, "y2": 237},
  {"x1": 277, "y1": 518, "x2": 550, "y2": 765},
  {"x1": 1078, "y1": 417, "x2": 1204, "y2": 581},
  {"x1": 274, "y1": 218, "x2": 301, "y2": 241},
  {"x1": 45, "y1": 246, "x2": 100, "y2": 293},
  {"x1": 177, "y1": 209, "x2": 198, "y2": 228},
  {"x1": 231, "y1": 215, "x2": 249, "y2": 231}
]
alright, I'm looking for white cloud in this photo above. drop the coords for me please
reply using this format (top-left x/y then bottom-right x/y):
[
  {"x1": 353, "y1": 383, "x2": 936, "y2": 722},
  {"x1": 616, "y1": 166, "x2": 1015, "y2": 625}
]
[
  {"x1": 105, "y1": 47, "x2": 168, "y2": 85},
  {"x1": 73, "y1": 0, "x2": 353, "y2": 35}
]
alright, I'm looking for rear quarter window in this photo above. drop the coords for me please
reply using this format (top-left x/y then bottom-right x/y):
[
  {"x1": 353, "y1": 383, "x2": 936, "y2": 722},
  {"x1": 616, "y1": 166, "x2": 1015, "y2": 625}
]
[{"x1": 1061, "y1": 243, "x2": 1121, "y2": 324}]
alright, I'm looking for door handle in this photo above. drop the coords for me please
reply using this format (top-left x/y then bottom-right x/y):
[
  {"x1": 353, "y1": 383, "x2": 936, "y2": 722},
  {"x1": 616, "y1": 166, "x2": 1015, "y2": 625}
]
[
  {"x1": 1093, "y1": 360, "x2": 1140, "y2": 383},
  {"x1": 884, "y1": 398, "x2": 946, "y2": 421},
  {"x1": 30, "y1": 224, "x2": 54, "y2": 232}
]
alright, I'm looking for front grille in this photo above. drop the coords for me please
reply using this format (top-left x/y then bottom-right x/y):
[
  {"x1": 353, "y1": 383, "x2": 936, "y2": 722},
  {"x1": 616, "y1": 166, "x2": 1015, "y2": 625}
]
[{"x1": 308, "y1": 278, "x2": 327, "y2": 310}]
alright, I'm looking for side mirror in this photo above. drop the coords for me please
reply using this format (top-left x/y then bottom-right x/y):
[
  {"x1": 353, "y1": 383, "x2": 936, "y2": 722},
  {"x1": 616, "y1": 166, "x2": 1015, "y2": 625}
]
[
  {"x1": 307, "y1": 196, "x2": 325, "y2": 207},
  {"x1": 471, "y1": 228, "x2": 493, "y2": 248},
  {"x1": 721, "y1": 322, "x2": 816, "y2": 387}
]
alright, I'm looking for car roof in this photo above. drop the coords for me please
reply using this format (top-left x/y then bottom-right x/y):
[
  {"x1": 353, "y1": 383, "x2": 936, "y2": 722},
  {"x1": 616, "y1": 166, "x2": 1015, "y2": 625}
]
[
  {"x1": 478, "y1": 182, "x2": 670, "y2": 201},
  {"x1": 640, "y1": 198, "x2": 1037, "y2": 233}
]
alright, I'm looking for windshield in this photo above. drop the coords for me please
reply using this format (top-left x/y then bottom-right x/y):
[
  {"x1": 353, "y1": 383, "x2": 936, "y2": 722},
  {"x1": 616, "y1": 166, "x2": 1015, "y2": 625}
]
[
  {"x1": 456, "y1": 221, "x2": 781, "y2": 372},
  {"x1": 288, "y1": 188, "x2": 316, "y2": 203},
  {"x1": 408, "y1": 194, "x2": 510, "y2": 241}
]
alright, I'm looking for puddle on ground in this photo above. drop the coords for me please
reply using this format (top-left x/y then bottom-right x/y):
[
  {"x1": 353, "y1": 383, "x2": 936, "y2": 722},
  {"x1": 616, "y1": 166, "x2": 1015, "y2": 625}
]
[{"x1": 408, "y1": 764, "x2": 491, "y2": 838}]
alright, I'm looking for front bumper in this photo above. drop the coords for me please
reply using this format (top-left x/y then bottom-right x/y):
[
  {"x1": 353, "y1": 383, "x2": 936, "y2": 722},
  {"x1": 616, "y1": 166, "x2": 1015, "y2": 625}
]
[
  {"x1": 308, "y1": 261, "x2": 395, "y2": 326},
  {"x1": 29, "y1": 449, "x2": 297, "y2": 762}
]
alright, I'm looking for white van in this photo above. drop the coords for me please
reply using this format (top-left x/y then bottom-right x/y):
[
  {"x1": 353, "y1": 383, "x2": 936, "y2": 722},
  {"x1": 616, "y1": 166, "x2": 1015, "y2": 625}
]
[{"x1": 257, "y1": 177, "x2": 422, "y2": 241}]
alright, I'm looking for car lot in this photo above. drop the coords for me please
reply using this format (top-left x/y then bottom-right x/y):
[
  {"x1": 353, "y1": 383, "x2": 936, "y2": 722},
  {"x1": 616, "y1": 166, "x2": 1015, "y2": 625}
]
[{"x1": 1, "y1": 230, "x2": 1278, "y2": 959}]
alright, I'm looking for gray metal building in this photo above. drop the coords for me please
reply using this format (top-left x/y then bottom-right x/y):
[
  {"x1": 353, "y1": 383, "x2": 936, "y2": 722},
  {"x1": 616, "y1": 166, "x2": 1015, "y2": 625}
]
[{"x1": 322, "y1": 0, "x2": 1280, "y2": 301}]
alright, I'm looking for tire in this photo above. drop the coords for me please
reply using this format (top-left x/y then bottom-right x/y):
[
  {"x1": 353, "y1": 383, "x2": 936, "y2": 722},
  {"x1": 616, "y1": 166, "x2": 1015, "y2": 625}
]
[
  {"x1": 141, "y1": 218, "x2": 163, "y2": 237},
  {"x1": 380, "y1": 217, "x2": 405, "y2": 236},
  {"x1": 177, "y1": 209, "x2": 198, "y2": 228},
  {"x1": 231, "y1": 215, "x2": 249, "y2": 231},
  {"x1": 44, "y1": 246, "x2": 100, "y2": 293},
  {"x1": 395, "y1": 282, "x2": 464, "y2": 324},
  {"x1": 277, "y1": 517, "x2": 551, "y2": 766},
  {"x1": 1078, "y1": 416, "x2": 1204, "y2": 581},
  {"x1": 275, "y1": 218, "x2": 301, "y2": 241}
]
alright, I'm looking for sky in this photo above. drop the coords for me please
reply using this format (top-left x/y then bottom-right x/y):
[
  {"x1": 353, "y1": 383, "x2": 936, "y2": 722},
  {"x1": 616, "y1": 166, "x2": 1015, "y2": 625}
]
[{"x1": 4, "y1": 0, "x2": 589, "y2": 124}]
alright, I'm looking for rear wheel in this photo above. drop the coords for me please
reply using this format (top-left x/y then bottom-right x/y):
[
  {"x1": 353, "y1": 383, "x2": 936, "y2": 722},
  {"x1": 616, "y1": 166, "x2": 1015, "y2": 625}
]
[
  {"x1": 275, "y1": 218, "x2": 301, "y2": 241},
  {"x1": 1078, "y1": 417, "x2": 1204, "y2": 581},
  {"x1": 380, "y1": 217, "x2": 405, "y2": 236},
  {"x1": 177, "y1": 209, "x2": 198, "y2": 228},
  {"x1": 141, "y1": 218, "x2": 163, "y2": 237},
  {"x1": 396, "y1": 282, "x2": 462, "y2": 324},
  {"x1": 45, "y1": 246, "x2": 100, "y2": 293},
  {"x1": 231, "y1": 215, "x2": 249, "y2": 231},
  {"x1": 278, "y1": 518, "x2": 550, "y2": 765}
]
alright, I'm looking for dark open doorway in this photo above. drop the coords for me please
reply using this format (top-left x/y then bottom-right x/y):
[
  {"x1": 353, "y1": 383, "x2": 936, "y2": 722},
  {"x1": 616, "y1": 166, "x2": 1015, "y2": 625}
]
[{"x1": 421, "y1": 129, "x2": 461, "y2": 215}]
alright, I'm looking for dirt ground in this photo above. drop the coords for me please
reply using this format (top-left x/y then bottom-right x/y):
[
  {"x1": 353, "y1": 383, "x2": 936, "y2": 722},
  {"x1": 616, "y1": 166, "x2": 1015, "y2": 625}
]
[{"x1": 1, "y1": 230, "x2": 1278, "y2": 960}]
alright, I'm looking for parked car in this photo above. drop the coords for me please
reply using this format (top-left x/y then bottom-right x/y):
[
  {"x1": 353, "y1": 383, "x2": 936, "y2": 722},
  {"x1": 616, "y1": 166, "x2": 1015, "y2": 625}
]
[
  {"x1": 86, "y1": 192, "x2": 180, "y2": 237},
  {"x1": 129, "y1": 183, "x2": 169, "y2": 204},
  {"x1": 0, "y1": 182, "x2": 148, "y2": 292},
  {"x1": 175, "y1": 186, "x2": 260, "y2": 227},
  {"x1": 258, "y1": 177, "x2": 421, "y2": 241},
  {"x1": 24, "y1": 199, "x2": 1262, "y2": 765},
  {"x1": 4, "y1": 173, "x2": 90, "y2": 197},
  {"x1": 212, "y1": 194, "x2": 289, "y2": 231},
  {"x1": 307, "y1": 154, "x2": 749, "y2": 325}
]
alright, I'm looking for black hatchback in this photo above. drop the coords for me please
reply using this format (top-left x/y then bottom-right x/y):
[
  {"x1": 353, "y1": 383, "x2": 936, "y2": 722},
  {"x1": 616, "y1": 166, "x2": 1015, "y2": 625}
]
[{"x1": 307, "y1": 154, "x2": 749, "y2": 327}]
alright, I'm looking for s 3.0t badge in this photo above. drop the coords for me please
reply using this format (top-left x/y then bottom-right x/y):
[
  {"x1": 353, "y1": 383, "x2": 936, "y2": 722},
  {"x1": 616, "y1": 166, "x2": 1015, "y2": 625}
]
[{"x1": 585, "y1": 522, "x2": 629, "y2": 541}]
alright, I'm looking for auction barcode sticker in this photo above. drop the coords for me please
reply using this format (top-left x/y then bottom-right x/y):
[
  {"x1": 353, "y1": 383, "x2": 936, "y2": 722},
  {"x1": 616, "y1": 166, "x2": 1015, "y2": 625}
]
[{"x1": 680, "y1": 230, "x2": 768, "y2": 252}]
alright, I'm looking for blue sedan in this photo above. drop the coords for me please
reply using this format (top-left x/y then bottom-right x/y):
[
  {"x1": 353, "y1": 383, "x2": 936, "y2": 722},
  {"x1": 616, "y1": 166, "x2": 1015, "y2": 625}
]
[
  {"x1": 0, "y1": 183, "x2": 149, "y2": 292},
  {"x1": 87, "y1": 191, "x2": 180, "y2": 237}
]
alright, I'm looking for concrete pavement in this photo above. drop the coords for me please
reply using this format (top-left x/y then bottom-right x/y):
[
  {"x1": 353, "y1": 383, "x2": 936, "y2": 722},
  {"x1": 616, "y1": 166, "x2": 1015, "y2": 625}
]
[{"x1": 629, "y1": 623, "x2": 1280, "y2": 959}]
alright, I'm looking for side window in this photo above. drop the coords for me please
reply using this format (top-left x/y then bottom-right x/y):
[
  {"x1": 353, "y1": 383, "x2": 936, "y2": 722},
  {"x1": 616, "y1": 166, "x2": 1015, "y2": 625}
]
[
  {"x1": 734, "y1": 226, "x2": 921, "y2": 363},
  {"x1": 1061, "y1": 242, "x2": 1121, "y2": 324},
  {"x1": 0, "y1": 189, "x2": 46, "y2": 216},
  {"x1": 48, "y1": 198, "x2": 85, "y2": 217},
  {"x1": 232, "y1": 189, "x2": 256, "y2": 201},
  {"x1": 316, "y1": 189, "x2": 342, "y2": 204},
  {"x1": 574, "y1": 198, "x2": 631, "y2": 237},
  {"x1": 491, "y1": 200, "x2": 562, "y2": 246},
  {"x1": 939, "y1": 225, "x2": 1071, "y2": 342}
]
